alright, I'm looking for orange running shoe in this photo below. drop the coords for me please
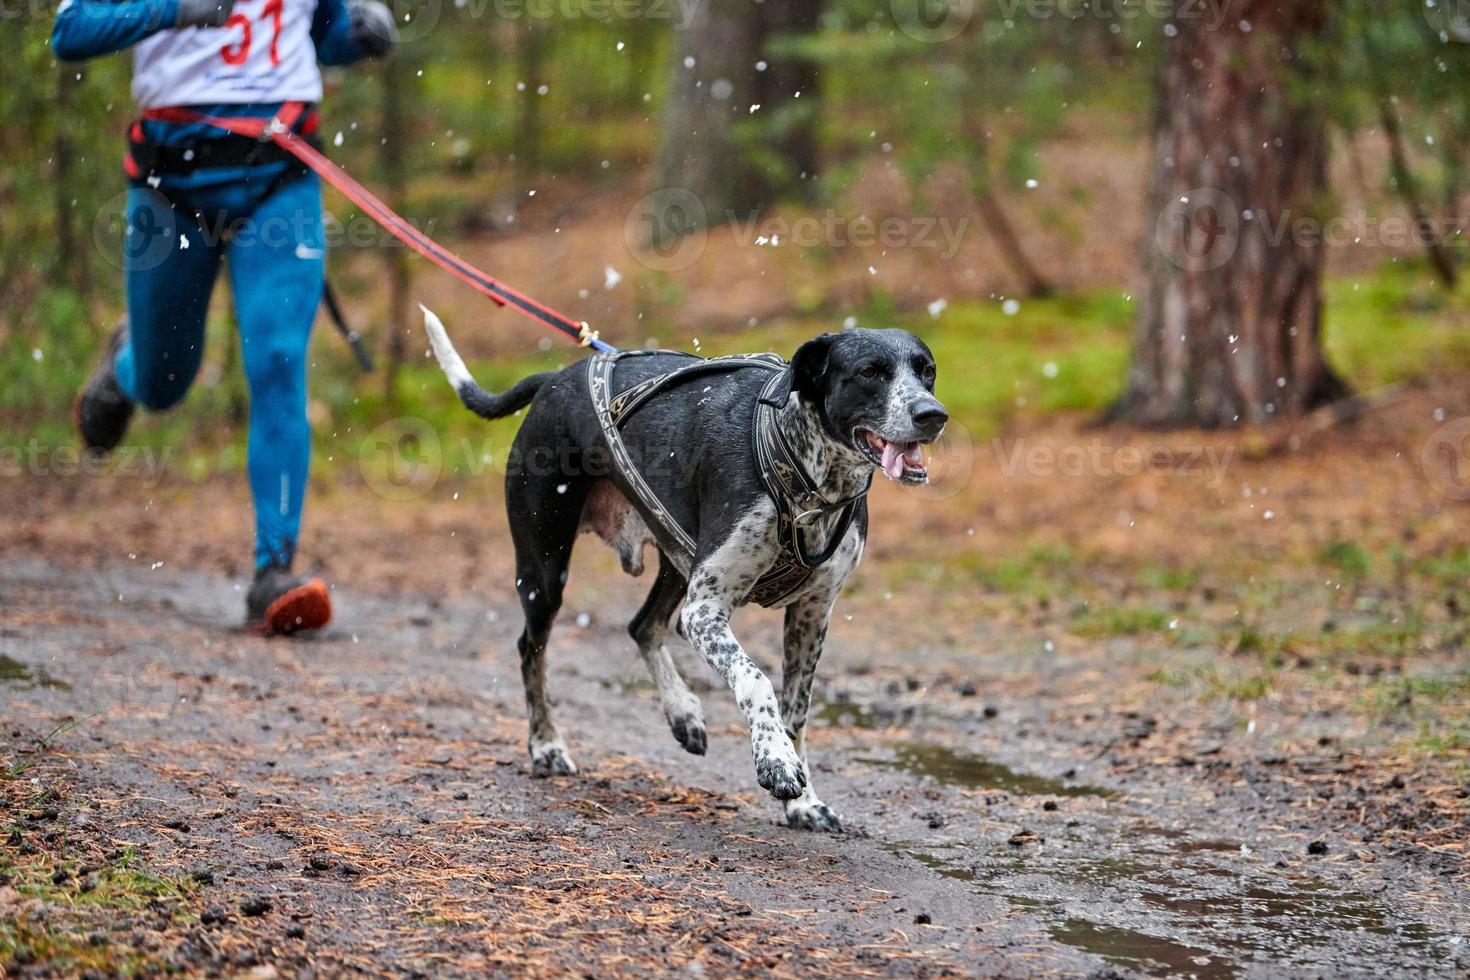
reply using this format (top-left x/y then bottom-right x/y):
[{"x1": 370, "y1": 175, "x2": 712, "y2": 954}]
[{"x1": 246, "y1": 562, "x2": 332, "y2": 635}]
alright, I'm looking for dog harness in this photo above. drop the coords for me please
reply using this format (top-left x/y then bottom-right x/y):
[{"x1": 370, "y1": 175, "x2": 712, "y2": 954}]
[{"x1": 588, "y1": 351, "x2": 871, "y2": 608}]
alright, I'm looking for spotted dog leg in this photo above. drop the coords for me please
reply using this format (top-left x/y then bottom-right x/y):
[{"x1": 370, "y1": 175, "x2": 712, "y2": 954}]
[
  {"x1": 681, "y1": 523, "x2": 805, "y2": 800},
  {"x1": 779, "y1": 595, "x2": 843, "y2": 832},
  {"x1": 629, "y1": 553, "x2": 706, "y2": 755}
]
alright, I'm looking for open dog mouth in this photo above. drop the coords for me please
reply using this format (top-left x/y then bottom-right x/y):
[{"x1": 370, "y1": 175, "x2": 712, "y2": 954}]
[{"x1": 857, "y1": 429, "x2": 929, "y2": 484}]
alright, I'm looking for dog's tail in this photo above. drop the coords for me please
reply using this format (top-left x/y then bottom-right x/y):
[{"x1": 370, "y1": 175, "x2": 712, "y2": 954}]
[{"x1": 420, "y1": 305, "x2": 552, "y2": 420}]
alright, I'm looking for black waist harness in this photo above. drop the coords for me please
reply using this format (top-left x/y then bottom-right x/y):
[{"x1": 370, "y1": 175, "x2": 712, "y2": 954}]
[
  {"x1": 125, "y1": 108, "x2": 322, "y2": 185},
  {"x1": 588, "y1": 351, "x2": 870, "y2": 608}
]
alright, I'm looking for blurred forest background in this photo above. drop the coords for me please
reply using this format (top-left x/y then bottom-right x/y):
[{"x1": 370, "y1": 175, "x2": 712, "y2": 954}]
[
  {"x1": 3, "y1": 0, "x2": 1468, "y2": 448},
  {"x1": 1, "y1": 0, "x2": 1468, "y2": 777}
]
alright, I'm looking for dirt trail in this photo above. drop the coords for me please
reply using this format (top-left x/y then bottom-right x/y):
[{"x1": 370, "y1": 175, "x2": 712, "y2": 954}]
[{"x1": 2, "y1": 555, "x2": 1466, "y2": 978}]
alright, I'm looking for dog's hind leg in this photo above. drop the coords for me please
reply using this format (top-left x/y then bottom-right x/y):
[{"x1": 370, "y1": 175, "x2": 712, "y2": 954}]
[
  {"x1": 779, "y1": 594, "x2": 842, "y2": 832},
  {"x1": 507, "y1": 469, "x2": 586, "y2": 779},
  {"x1": 629, "y1": 552, "x2": 706, "y2": 755}
]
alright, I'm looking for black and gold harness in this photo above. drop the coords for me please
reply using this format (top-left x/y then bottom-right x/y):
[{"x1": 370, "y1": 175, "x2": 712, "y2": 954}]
[{"x1": 587, "y1": 351, "x2": 870, "y2": 608}]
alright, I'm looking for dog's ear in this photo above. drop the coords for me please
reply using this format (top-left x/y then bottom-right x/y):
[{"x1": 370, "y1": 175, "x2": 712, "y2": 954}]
[{"x1": 761, "y1": 333, "x2": 838, "y2": 407}]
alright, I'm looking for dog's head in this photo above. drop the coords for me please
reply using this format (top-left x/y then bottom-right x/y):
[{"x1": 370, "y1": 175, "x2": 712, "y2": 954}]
[{"x1": 777, "y1": 328, "x2": 947, "y2": 485}]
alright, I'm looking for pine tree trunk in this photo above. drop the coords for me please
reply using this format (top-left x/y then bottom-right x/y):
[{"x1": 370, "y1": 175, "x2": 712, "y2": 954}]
[
  {"x1": 1111, "y1": 0, "x2": 1349, "y2": 429},
  {"x1": 654, "y1": 0, "x2": 765, "y2": 236}
]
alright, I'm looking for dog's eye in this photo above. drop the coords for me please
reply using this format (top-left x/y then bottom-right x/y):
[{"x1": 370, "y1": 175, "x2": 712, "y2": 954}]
[{"x1": 858, "y1": 365, "x2": 882, "y2": 380}]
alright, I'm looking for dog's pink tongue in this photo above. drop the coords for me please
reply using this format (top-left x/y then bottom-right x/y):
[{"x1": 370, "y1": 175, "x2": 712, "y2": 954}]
[{"x1": 881, "y1": 441, "x2": 905, "y2": 480}]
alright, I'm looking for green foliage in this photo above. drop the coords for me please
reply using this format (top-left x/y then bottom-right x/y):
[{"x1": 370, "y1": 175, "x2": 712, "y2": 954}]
[{"x1": 781, "y1": 1, "x2": 1153, "y2": 210}]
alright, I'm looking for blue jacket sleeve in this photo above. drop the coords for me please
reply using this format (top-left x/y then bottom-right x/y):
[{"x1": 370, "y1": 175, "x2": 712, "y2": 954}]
[
  {"x1": 311, "y1": 0, "x2": 366, "y2": 67},
  {"x1": 52, "y1": 0, "x2": 181, "y2": 61}
]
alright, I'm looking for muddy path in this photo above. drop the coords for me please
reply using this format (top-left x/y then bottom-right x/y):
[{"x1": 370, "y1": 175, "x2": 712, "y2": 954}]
[{"x1": 2, "y1": 555, "x2": 1466, "y2": 977}]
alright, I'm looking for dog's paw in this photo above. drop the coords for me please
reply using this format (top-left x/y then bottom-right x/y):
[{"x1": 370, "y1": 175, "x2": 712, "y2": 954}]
[
  {"x1": 669, "y1": 714, "x2": 708, "y2": 756},
  {"x1": 529, "y1": 741, "x2": 578, "y2": 778},
  {"x1": 785, "y1": 800, "x2": 843, "y2": 833},
  {"x1": 754, "y1": 749, "x2": 807, "y2": 801}
]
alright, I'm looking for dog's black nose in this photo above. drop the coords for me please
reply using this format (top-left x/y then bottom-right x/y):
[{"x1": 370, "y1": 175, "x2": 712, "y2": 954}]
[{"x1": 911, "y1": 399, "x2": 948, "y2": 432}]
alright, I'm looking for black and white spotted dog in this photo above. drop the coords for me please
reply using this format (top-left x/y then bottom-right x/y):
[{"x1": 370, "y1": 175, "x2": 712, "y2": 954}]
[{"x1": 421, "y1": 308, "x2": 946, "y2": 831}]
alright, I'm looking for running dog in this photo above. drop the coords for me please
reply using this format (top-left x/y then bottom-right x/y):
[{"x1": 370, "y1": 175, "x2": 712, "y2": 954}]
[{"x1": 421, "y1": 308, "x2": 946, "y2": 831}]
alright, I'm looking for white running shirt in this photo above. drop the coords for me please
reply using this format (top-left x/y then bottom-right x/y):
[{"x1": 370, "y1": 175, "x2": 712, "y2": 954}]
[{"x1": 131, "y1": 0, "x2": 322, "y2": 108}]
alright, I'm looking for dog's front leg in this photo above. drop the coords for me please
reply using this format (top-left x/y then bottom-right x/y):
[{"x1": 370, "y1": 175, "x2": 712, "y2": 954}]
[
  {"x1": 679, "y1": 508, "x2": 807, "y2": 801},
  {"x1": 779, "y1": 595, "x2": 842, "y2": 832},
  {"x1": 682, "y1": 591, "x2": 805, "y2": 800}
]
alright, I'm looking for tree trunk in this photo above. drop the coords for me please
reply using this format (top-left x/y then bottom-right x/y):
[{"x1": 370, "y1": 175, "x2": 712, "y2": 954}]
[
  {"x1": 514, "y1": 20, "x2": 545, "y2": 181},
  {"x1": 654, "y1": 0, "x2": 765, "y2": 238},
  {"x1": 1376, "y1": 94, "x2": 1458, "y2": 288},
  {"x1": 380, "y1": 57, "x2": 411, "y2": 402},
  {"x1": 52, "y1": 66, "x2": 88, "y2": 296},
  {"x1": 755, "y1": 0, "x2": 823, "y2": 193},
  {"x1": 1111, "y1": 1, "x2": 1349, "y2": 429}
]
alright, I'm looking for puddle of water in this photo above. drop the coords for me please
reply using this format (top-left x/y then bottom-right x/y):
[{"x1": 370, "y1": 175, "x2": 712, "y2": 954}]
[
  {"x1": 1141, "y1": 883, "x2": 1440, "y2": 948},
  {"x1": 1050, "y1": 917, "x2": 1233, "y2": 979},
  {"x1": 814, "y1": 698, "x2": 916, "y2": 730},
  {"x1": 856, "y1": 741, "x2": 1111, "y2": 798},
  {"x1": 0, "y1": 654, "x2": 70, "y2": 690},
  {"x1": 894, "y1": 838, "x2": 1450, "y2": 978}
]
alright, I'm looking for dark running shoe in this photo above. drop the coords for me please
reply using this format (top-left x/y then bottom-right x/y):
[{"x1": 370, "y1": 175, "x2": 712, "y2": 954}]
[
  {"x1": 246, "y1": 562, "x2": 332, "y2": 635},
  {"x1": 74, "y1": 319, "x2": 135, "y2": 453}
]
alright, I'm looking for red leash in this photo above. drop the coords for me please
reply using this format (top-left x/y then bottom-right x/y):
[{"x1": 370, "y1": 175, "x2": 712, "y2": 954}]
[{"x1": 142, "y1": 102, "x2": 615, "y2": 353}]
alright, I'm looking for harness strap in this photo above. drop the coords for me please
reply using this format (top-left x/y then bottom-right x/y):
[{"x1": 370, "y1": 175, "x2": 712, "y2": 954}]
[
  {"x1": 754, "y1": 370, "x2": 870, "y2": 569},
  {"x1": 589, "y1": 351, "x2": 869, "y2": 608}
]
